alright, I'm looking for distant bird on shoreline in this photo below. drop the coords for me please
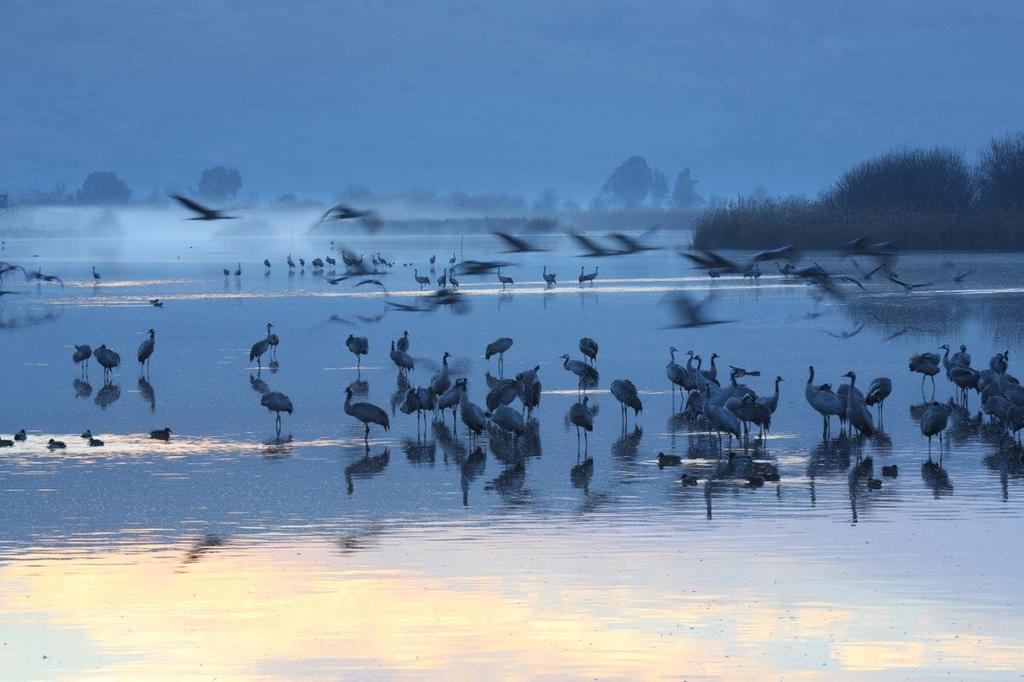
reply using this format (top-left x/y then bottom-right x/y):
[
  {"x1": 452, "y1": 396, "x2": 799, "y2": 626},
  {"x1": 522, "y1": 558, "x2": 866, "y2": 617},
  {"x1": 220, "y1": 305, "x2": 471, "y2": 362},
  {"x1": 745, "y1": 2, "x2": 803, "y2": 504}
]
[{"x1": 170, "y1": 194, "x2": 237, "y2": 221}]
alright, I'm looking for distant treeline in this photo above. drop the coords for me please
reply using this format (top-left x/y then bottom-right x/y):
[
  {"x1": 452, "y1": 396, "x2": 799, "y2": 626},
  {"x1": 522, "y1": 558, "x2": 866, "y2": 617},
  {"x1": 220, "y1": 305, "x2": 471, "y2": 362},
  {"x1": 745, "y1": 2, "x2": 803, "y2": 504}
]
[{"x1": 694, "y1": 132, "x2": 1024, "y2": 251}]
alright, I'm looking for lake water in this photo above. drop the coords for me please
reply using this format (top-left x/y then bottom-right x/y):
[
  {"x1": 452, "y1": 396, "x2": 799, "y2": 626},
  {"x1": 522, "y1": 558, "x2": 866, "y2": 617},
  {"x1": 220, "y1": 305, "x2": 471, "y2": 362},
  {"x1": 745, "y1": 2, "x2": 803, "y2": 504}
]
[{"x1": 1, "y1": 231, "x2": 1023, "y2": 679}]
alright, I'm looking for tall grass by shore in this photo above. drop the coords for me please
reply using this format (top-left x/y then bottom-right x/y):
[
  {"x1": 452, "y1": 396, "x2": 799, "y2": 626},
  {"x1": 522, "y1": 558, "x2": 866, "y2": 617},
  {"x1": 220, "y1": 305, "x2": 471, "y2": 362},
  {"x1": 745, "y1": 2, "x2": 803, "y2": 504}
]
[{"x1": 692, "y1": 198, "x2": 1024, "y2": 251}]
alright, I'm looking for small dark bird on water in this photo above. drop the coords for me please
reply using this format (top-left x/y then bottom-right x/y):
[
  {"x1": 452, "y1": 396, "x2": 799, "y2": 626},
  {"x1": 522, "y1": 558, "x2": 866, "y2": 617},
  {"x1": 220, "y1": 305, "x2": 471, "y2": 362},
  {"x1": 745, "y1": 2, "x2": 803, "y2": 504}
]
[
  {"x1": 657, "y1": 452, "x2": 682, "y2": 468},
  {"x1": 150, "y1": 427, "x2": 172, "y2": 441}
]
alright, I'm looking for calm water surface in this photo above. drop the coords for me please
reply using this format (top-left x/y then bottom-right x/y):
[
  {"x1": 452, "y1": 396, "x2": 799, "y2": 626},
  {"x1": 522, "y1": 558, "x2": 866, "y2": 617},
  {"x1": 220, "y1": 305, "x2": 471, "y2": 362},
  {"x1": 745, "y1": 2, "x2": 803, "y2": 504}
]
[{"x1": 1, "y1": 233, "x2": 1023, "y2": 679}]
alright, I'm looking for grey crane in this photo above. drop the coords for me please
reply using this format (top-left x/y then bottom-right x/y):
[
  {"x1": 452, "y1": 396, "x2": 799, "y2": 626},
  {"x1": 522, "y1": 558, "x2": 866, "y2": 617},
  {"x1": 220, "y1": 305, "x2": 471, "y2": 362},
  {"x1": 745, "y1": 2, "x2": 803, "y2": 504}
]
[
  {"x1": 249, "y1": 323, "x2": 274, "y2": 369},
  {"x1": 805, "y1": 366, "x2": 844, "y2": 438},
  {"x1": 610, "y1": 379, "x2": 643, "y2": 429},
  {"x1": 579, "y1": 337, "x2": 598, "y2": 365},
  {"x1": 268, "y1": 325, "x2": 280, "y2": 360},
  {"x1": 757, "y1": 376, "x2": 783, "y2": 421},
  {"x1": 561, "y1": 354, "x2": 599, "y2": 394},
  {"x1": 910, "y1": 351, "x2": 941, "y2": 397},
  {"x1": 497, "y1": 268, "x2": 514, "y2": 290},
  {"x1": 701, "y1": 353, "x2": 720, "y2": 383},
  {"x1": 396, "y1": 330, "x2": 410, "y2": 353},
  {"x1": 346, "y1": 335, "x2": 369, "y2": 371},
  {"x1": 486, "y1": 378, "x2": 520, "y2": 412},
  {"x1": 73, "y1": 344, "x2": 92, "y2": 376},
  {"x1": 666, "y1": 347, "x2": 688, "y2": 402},
  {"x1": 459, "y1": 386, "x2": 490, "y2": 442},
  {"x1": 704, "y1": 388, "x2": 742, "y2": 451},
  {"x1": 578, "y1": 266, "x2": 598, "y2": 286},
  {"x1": 543, "y1": 266, "x2": 557, "y2": 287},
  {"x1": 516, "y1": 366, "x2": 542, "y2": 419},
  {"x1": 485, "y1": 337, "x2": 513, "y2": 375},
  {"x1": 261, "y1": 391, "x2": 293, "y2": 436},
  {"x1": 865, "y1": 377, "x2": 892, "y2": 422},
  {"x1": 438, "y1": 378, "x2": 466, "y2": 431},
  {"x1": 390, "y1": 340, "x2": 415, "y2": 375},
  {"x1": 137, "y1": 329, "x2": 155, "y2": 374},
  {"x1": 842, "y1": 372, "x2": 874, "y2": 437},
  {"x1": 91, "y1": 266, "x2": 101, "y2": 283},
  {"x1": 345, "y1": 386, "x2": 390, "y2": 441},
  {"x1": 414, "y1": 270, "x2": 431, "y2": 289},
  {"x1": 287, "y1": 254, "x2": 295, "y2": 270},
  {"x1": 568, "y1": 396, "x2": 594, "y2": 458},
  {"x1": 430, "y1": 352, "x2": 452, "y2": 397},
  {"x1": 94, "y1": 344, "x2": 121, "y2": 380},
  {"x1": 921, "y1": 401, "x2": 952, "y2": 456},
  {"x1": 491, "y1": 405, "x2": 525, "y2": 444}
]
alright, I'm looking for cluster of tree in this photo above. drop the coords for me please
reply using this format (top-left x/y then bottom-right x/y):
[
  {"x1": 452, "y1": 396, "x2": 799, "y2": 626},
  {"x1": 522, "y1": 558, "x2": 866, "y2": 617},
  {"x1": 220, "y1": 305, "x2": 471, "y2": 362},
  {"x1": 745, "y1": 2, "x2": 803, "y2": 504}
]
[
  {"x1": 333, "y1": 184, "x2": 584, "y2": 216},
  {"x1": 8, "y1": 166, "x2": 244, "y2": 206},
  {"x1": 694, "y1": 131, "x2": 1024, "y2": 250},
  {"x1": 598, "y1": 156, "x2": 704, "y2": 210}
]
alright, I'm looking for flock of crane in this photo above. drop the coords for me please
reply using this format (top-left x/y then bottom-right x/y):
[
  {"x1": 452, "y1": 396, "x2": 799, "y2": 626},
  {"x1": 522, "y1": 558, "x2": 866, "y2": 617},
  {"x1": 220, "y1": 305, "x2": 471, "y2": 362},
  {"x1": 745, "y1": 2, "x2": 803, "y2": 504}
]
[{"x1": 2, "y1": 197, "x2": 1018, "y2": 490}]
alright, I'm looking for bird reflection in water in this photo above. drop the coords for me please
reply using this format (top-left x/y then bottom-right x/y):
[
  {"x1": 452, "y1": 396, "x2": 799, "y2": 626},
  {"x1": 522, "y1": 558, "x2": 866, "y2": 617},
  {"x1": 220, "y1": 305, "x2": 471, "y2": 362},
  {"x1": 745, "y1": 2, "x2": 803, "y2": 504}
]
[
  {"x1": 344, "y1": 447, "x2": 390, "y2": 495},
  {"x1": 73, "y1": 377, "x2": 92, "y2": 399},
  {"x1": 337, "y1": 521, "x2": 386, "y2": 554},
  {"x1": 347, "y1": 378, "x2": 369, "y2": 396},
  {"x1": 262, "y1": 435, "x2": 294, "y2": 458},
  {"x1": 391, "y1": 374, "x2": 411, "y2": 416},
  {"x1": 611, "y1": 426, "x2": 643, "y2": 460},
  {"x1": 432, "y1": 421, "x2": 466, "y2": 463},
  {"x1": 848, "y1": 455, "x2": 875, "y2": 523},
  {"x1": 459, "y1": 446, "x2": 486, "y2": 506},
  {"x1": 138, "y1": 376, "x2": 156, "y2": 413},
  {"x1": 250, "y1": 373, "x2": 270, "y2": 396},
  {"x1": 181, "y1": 534, "x2": 225, "y2": 567},
  {"x1": 922, "y1": 458, "x2": 954, "y2": 497},
  {"x1": 402, "y1": 437, "x2": 436, "y2": 465},
  {"x1": 95, "y1": 382, "x2": 121, "y2": 409},
  {"x1": 485, "y1": 460, "x2": 526, "y2": 502},
  {"x1": 570, "y1": 457, "x2": 594, "y2": 494}
]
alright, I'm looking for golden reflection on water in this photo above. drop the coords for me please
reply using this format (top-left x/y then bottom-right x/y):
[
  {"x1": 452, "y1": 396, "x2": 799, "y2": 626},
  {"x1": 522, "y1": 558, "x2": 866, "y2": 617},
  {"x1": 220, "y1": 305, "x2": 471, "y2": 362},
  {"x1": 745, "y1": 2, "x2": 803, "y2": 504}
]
[{"x1": 1, "y1": 529, "x2": 1021, "y2": 679}]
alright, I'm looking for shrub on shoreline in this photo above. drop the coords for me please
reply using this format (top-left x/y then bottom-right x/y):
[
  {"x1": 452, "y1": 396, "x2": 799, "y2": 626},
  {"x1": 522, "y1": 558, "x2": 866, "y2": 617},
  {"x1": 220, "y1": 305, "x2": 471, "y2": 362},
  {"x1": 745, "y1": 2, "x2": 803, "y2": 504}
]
[{"x1": 694, "y1": 136, "x2": 1024, "y2": 251}]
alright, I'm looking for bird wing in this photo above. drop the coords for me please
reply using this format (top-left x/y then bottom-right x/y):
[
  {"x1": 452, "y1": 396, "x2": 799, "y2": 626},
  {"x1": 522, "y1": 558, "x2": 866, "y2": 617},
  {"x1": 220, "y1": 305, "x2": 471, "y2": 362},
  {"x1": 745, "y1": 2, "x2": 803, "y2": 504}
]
[
  {"x1": 494, "y1": 232, "x2": 539, "y2": 252},
  {"x1": 608, "y1": 233, "x2": 651, "y2": 252},
  {"x1": 834, "y1": 275, "x2": 866, "y2": 291},
  {"x1": 751, "y1": 244, "x2": 797, "y2": 263},
  {"x1": 170, "y1": 193, "x2": 212, "y2": 215},
  {"x1": 569, "y1": 232, "x2": 611, "y2": 256}
]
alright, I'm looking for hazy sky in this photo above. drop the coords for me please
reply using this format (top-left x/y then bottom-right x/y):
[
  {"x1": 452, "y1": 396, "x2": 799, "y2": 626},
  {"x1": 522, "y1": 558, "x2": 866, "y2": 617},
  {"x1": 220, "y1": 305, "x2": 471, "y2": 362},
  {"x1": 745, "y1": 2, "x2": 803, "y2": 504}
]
[{"x1": 3, "y1": 0, "x2": 1023, "y2": 201}]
